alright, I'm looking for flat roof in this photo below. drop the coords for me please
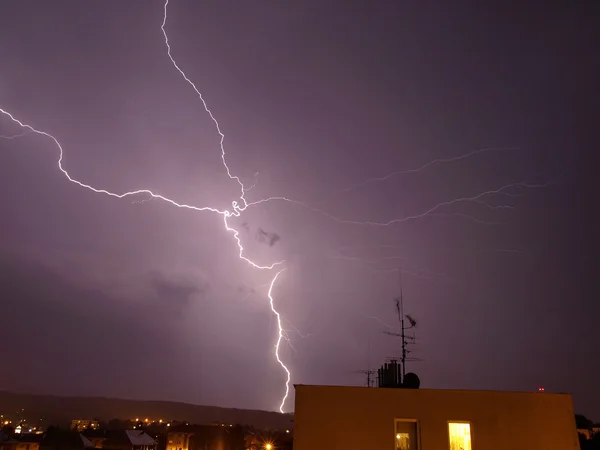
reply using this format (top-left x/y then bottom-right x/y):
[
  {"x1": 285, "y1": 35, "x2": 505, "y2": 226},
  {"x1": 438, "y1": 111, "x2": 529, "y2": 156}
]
[{"x1": 293, "y1": 384, "x2": 572, "y2": 397}]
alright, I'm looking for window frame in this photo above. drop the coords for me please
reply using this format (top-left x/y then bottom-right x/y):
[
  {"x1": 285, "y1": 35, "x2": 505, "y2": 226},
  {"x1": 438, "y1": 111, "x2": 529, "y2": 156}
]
[
  {"x1": 447, "y1": 420, "x2": 474, "y2": 450},
  {"x1": 393, "y1": 418, "x2": 420, "y2": 450}
]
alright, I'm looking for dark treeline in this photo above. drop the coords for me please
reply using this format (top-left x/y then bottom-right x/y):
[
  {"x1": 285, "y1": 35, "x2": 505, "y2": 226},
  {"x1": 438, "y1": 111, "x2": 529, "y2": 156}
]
[{"x1": 576, "y1": 414, "x2": 600, "y2": 450}]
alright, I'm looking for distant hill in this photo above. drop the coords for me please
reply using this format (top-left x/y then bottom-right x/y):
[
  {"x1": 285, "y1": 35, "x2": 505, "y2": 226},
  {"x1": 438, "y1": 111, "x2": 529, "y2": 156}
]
[{"x1": 0, "y1": 391, "x2": 293, "y2": 430}]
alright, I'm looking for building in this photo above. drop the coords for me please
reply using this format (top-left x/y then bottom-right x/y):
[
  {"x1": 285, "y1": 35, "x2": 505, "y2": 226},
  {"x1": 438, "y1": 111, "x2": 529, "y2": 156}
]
[
  {"x1": 0, "y1": 432, "x2": 33, "y2": 450},
  {"x1": 81, "y1": 430, "x2": 107, "y2": 449},
  {"x1": 39, "y1": 431, "x2": 95, "y2": 450},
  {"x1": 166, "y1": 431, "x2": 193, "y2": 450},
  {"x1": 293, "y1": 384, "x2": 580, "y2": 450},
  {"x1": 577, "y1": 426, "x2": 600, "y2": 440},
  {"x1": 11, "y1": 434, "x2": 42, "y2": 450},
  {"x1": 70, "y1": 421, "x2": 99, "y2": 433},
  {"x1": 101, "y1": 430, "x2": 156, "y2": 450},
  {"x1": 0, "y1": 438, "x2": 21, "y2": 450}
]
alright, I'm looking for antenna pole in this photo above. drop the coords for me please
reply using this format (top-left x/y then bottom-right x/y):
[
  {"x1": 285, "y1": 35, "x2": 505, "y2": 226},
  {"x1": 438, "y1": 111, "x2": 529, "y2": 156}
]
[
  {"x1": 367, "y1": 338, "x2": 372, "y2": 387},
  {"x1": 399, "y1": 270, "x2": 407, "y2": 378},
  {"x1": 400, "y1": 272, "x2": 406, "y2": 380},
  {"x1": 380, "y1": 270, "x2": 420, "y2": 388}
]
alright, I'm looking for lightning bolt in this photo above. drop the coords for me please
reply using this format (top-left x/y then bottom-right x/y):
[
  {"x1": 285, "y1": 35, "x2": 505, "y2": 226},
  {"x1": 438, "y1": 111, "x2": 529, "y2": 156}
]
[
  {"x1": 246, "y1": 180, "x2": 552, "y2": 227},
  {"x1": 160, "y1": 0, "x2": 245, "y2": 206},
  {"x1": 0, "y1": 130, "x2": 30, "y2": 139},
  {"x1": 0, "y1": 0, "x2": 559, "y2": 414},
  {"x1": 0, "y1": 0, "x2": 292, "y2": 413},
  {"x1": 341, "y1": 146, "x2": 520, "y2": 193},
  {"x1": 267, "y1": 269, "x2": 291, "y2": 413}
]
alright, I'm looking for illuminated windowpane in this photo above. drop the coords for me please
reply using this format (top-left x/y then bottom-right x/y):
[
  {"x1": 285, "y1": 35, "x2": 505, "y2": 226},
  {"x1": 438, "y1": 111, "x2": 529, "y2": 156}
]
[
  {"x1": 395, "y1": 420, "x2": 418, "y2": 450},
  {"x1": 448, "y1": 422, "x2": 472, "y2": 450},
  {"x1": 396, "y1": 432, "x2": 410, "y2": 450}
]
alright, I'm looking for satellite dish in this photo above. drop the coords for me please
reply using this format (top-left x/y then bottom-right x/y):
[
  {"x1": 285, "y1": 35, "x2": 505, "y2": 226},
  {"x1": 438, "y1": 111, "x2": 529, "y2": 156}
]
[{"x1": 403, "y1": 372, "x2": 420, "y2": 389}]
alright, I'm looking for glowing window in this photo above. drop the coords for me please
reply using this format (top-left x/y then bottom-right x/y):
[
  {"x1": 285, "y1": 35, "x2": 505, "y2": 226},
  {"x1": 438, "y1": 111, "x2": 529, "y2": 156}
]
[
  {"x1": 395, "y1": 420, "x2": 418, "y2": 450},
  {"x1": 448, "y1": 422, "x2": 472, "y2": 450}
]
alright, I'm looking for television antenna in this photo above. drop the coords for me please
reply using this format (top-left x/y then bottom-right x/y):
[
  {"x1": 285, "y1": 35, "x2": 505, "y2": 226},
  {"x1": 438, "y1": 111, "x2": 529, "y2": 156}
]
[
  {"x1": 382, "y1": 270, "x2": 419, "y2": 378},
  {"x1": 351, "y1": 339, "x2": 376, "y2": 387}
]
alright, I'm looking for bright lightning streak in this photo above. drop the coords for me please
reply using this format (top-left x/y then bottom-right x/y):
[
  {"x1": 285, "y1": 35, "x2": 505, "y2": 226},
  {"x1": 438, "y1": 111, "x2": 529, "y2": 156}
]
[
  {"x1": 0, "y1": 0, "x2": 294, "y2": 413},
  {"x1": 160, "y1": 0, "x2": 246, "y2": 210},
  {"x1": 245, "y1": 172, "x2": 260, "y2": 192},
  {"x1": 357, "y1": 311, "x2": 395, "y2": 330},
  {"x1": 342, "y1": 146, "x2": 519, "y2": 193},
  {"x1": 471, "y1": 199, "x2": 514, "y2": 210},
  {"x1": 267, "y1": 269, "x2": 291, "y2": 413},
  {"x1": 247, "y1": 181, "x2": 550, "y2": 227},
  {"x1": 160, "y1": 0, "x2": 283, "y2": 272},
  {"x1": 0, "y1": 107, "x2": 288, "y2": 404},
  {"x1": 281, "y1": 316, "x2": 315, "y2": 341},
  {"x1": 1, "y1": 0, "x2": 558, "y2": 415},
  {"x1": 0, "y1": 109, "x2": 227, "y2": 214},
  {"x1": 222, "y1": 215, "x2": 283, "y2": 269},
  {"x1": 0, "y1": 131, "x2": 30, "y2": 139}
]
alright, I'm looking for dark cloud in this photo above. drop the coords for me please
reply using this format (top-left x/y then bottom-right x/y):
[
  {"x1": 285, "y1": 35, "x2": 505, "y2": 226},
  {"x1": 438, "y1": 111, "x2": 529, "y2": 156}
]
[
  {"x1": 149, "y1": 271, "x2": 208, "y2": 307},
  {"x1": 0, "y1": 255, "x2": 187, "y2": 400},
  {"x1": 255, "y1": 228, "x2": 281, "y2": 247}
]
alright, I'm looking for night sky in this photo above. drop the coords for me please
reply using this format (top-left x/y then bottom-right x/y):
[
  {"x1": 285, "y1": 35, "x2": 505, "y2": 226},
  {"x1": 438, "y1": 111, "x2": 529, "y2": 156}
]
[{"x1": 0, "y1": 1, "x2": 596, "y2": 417}]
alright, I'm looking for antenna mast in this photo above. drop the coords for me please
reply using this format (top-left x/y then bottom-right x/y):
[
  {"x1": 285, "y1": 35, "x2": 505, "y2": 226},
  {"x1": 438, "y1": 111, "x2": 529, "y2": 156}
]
[
  {"x1": 368, "y1": 338, "x2": 373, "y2": 386},
  {"x1": 399, "y1": 275, "x2": 407, "y2": 378},
  {"x1": 383, "y1": 269, "x2": 418, "y2": 380},
  {"x1": 351, "y1": 339, "x2": 376, "y2": 387}
]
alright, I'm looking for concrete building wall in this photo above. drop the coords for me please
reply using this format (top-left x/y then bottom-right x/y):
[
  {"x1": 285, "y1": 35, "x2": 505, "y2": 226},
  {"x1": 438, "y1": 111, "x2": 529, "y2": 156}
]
[{"x1": 294, "y1": 385, "x2": 580, "y2": 450}]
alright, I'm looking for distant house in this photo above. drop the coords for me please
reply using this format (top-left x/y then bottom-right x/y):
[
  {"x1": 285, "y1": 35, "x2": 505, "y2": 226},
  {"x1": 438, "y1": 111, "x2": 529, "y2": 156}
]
[
  {"x1": 14, "y1": 433, "x2": 43, "y2": 450},
  {"x1": 0, "y1": 434, "x2": 40, "y2": 450},
  {"x1": 70, "y1": 422, "x2": 99, "y2": 433},
  {"x1": 101, "y1": 431, "x2": 156, "y2": 450},
  {"x1": 80, "y1": 431, "x2": 107, "y2": 449},
  {"x1": 0, "y1": 438, "x2": 21, "y2": 450},
  {"x1": 166, "y1": 430, "x2": 193, "y2": 450},
  {"x1": 39, "y1": 431, "x2": 94, "y2": 450},
  {"x1": 578, "y1": 426, "x2": 600, "y2": 440}
]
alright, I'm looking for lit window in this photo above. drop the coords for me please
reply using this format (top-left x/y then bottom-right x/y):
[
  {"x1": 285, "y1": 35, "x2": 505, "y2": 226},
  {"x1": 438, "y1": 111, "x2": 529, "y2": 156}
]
[
  {"x1": 448, "y1": 422, "x2": 472, "y2": 450},
  {"x1": 395, "y1": 420, "x2": 418, "y2": 450}
]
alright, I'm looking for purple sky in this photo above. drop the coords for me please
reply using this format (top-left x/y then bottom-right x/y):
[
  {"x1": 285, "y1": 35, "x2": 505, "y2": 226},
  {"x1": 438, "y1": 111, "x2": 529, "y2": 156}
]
[{"x1": 0, "y1": 1, "x2": 596, "y2": 418}]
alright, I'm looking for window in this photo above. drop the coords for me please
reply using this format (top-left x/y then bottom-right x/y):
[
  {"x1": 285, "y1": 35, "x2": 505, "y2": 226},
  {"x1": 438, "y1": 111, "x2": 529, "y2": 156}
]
[
  {"x1": 448, "y1": 422, "x2": 472, "y2": 450},
  {"x1": 395, "y1": 419, "x2": 418, "y2": 450}
]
